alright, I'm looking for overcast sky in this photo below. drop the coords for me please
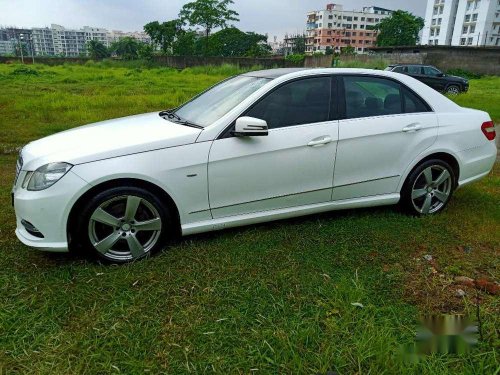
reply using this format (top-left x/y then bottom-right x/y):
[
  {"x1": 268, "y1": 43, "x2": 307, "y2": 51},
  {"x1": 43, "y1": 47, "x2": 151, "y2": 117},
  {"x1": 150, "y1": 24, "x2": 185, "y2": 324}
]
[{"x1": 0, "y1": 0, "x2": 426, "y2": 39}]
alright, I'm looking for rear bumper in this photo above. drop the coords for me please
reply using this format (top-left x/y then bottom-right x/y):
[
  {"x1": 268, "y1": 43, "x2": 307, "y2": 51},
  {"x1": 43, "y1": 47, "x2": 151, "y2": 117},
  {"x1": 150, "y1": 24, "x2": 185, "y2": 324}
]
[{"x1": 457, "y1": 141, "x2": 497, "y2": 187}]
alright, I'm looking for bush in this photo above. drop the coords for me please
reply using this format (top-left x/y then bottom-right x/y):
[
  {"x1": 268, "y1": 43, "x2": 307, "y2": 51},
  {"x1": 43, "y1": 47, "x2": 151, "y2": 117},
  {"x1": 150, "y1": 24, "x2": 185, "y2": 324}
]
[
  {"x1": 334, "y1": 58, "x2": 389, "y2": 70},
  {"x1": 10, "y1": 66, "x2": 40, "y2": 76},
  {"x1": 181, "y1": 64, "x2": 255, "y2": 76},
  {"x1": 284, "y1": 54, "x2": 305, "y2": 65},
  {"x1": 446, "y1": 68, "x2": 482, "y2": 80}
]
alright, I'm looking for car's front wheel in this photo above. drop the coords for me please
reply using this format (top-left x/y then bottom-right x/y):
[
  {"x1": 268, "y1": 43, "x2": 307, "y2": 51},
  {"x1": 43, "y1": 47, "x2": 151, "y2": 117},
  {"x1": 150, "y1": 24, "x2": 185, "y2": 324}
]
[
  {"x1": 401, "y1": 159, "x2": 456, "y2": 216},
  {"x1": 78, "y1": 186, "x2": 172, "y2": 263},
  {"x1": 445, "y1": 85, "x2": 461, "y2": 95}
]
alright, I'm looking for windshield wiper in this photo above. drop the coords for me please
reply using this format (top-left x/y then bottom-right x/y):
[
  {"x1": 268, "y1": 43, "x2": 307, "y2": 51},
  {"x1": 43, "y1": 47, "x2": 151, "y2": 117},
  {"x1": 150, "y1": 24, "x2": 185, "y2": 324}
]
[
  {"x1": 159, "y1": 110, "x2": 182, "y2": 122},
  {"x1": 177, "y1": 120, "x2": 204, "y2": 129},
  {"x1": 159, "y1": 110, "x2": 204, "y2": 129}
]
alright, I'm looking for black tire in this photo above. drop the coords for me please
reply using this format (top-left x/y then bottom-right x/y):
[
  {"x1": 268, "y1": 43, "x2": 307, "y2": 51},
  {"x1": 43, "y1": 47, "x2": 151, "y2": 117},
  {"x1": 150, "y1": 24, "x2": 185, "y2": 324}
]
[
  {"x1": 445, "y1": 85, "x2": 461, "y2": 95},
  {"x1": 400, "y1": 159, "x2": 456, "y2": 216},
  {"x1": 76, "y1": 186, "x2": 173, "y2": 264}
]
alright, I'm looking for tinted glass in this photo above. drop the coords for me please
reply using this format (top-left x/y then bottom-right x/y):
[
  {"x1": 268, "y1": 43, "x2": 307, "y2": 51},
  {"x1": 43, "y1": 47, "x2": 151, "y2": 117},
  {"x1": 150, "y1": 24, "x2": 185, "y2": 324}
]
[
  {"x1": 404, "y1": 89, "x2": 431, "y2": 113},
  {"x1": 393, "y1": 66, "x2": 405, "y2": 73},
  {"x1": 246, "y1": 77, "x2": 332, "y2": 129},
  {"x1": 175, "y1": 76, "x2": 270, "y2": 127},
  {"x1": 408, "y1": 65, "x2": 422, "y2": 74},
  {"x1": 423, "y1": 66, "x2": 441, "y2": 76},
  {"x1": 344, "y1": 76, "x2": 402, "y2": 118}
]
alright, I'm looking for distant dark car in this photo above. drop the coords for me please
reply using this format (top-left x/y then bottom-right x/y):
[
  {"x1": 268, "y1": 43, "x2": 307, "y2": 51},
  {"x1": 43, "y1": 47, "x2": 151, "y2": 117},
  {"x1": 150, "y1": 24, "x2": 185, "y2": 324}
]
[{"x1": 385, "y1": 64, "x2": 469, "y2": 94}]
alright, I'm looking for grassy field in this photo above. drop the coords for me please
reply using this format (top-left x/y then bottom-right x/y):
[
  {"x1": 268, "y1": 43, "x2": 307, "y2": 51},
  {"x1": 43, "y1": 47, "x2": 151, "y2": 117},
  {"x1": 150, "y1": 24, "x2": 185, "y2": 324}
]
[{"x1": 0, "y1": 63, "x2": 499, "y2": 374}]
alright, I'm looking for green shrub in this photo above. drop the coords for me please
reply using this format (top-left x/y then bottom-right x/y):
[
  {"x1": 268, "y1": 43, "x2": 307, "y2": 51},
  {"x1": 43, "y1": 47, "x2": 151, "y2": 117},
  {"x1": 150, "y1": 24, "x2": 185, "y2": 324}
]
[
  {"x1": 284, "y1": 54, "x2": 305, "y2": 65},
  {"x1": 10, "y1": 66, "x2": 40, "y2": 76},
  {"x1": 446, "y1": 68, "x2": 482, "y2": 80},
  {"x1": 335, "y1": 58, "x2": 389, "y2": 70},
  {"x1": 181, "y1": 64, "x2": 253, "y2": 76}
]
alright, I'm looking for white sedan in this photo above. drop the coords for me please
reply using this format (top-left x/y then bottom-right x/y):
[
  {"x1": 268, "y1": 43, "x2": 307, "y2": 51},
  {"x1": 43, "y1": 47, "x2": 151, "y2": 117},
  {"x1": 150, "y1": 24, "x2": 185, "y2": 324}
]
[{"x1": 12, "y1": 68, "x2": 497, "y2": 263}]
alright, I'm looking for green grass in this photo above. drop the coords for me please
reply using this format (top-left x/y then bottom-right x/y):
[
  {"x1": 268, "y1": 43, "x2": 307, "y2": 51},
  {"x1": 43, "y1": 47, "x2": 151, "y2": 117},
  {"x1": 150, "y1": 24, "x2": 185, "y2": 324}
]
[{"x1": 0, "y1": 63, "x2": 499, "y2": 374}]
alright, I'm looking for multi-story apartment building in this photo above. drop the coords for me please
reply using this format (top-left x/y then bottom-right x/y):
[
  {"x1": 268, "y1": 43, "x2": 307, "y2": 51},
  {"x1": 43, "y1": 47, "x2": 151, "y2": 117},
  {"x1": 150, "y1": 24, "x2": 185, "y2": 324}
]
[
  {"x1": 1, "y1": 24, "x2": 152, "y2": 56},
  {"x1": 421, "y1": 0, "x2": 500, "y2": 46},
  {"x1": 0, "y1": 28, "x2": 33, "y2": 56},
  {"x1": 107, "y1": 30, "x2": 152, "y2": 45},
  {"x1": 305, "y1": 3, "x2": 393, "y2": 54},
  {"x1": 32, "y1": 27, "x2": 55, "y2": 55}
]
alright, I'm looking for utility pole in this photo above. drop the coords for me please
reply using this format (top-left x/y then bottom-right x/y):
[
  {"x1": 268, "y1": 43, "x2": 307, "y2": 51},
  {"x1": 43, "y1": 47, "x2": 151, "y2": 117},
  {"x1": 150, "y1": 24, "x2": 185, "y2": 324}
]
[
  {"x1": 29, "y1": 34, "x2": 35, "y2": 64},
  {"x1": 19, "y1": 33, "x2": 25, "y2": 63}
]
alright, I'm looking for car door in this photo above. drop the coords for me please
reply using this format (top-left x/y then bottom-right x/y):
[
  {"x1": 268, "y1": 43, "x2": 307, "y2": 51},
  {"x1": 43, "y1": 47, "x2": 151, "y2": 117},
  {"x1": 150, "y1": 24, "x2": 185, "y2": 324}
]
[
  {"x1": 208, "y1": 76, "x2": 339, "y2": 219},
  {"x1": 405, "y1": 65, "x2": 424, "y2": 81},
  {"x1": 333, "y1": 74, "x2": 438, "y2": 200},
  {"x1": 421, "y1": 66, "x2": 446, "y2": 91}
]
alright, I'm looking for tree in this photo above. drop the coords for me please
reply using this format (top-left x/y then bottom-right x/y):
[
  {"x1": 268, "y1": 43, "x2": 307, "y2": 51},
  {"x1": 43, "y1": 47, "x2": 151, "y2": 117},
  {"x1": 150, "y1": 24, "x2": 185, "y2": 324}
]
[
  {"x1": 376, "y1": 10, "x2": 424, "y2": 47},
  {"x1": 144, "y1": 20, "x2": 183, "y2": 54},
  {"x1": 86, "y1": 40, "x2": 109, "y2": 59},
  {"x1": 110, "y1": 37, "x2": 141, "y2": 60},
  {"x1": 138, "y1": 43, "x2": 155, "y2": 60},
  {"x1": 194, "y1": 28, "x2": 270, "y2": 57},
  {"x1": 179, "y1": 0, "x2": 239, "y2": 54},
  {"x1": 173, "y1": 31, "x2": 198, "y2": 56},
  {"x1": 292, "y1": 35, "x2": 306, "y2": 54},
  {"x1": 340, "y1": 45, "x2": 356, "y2": 55}
]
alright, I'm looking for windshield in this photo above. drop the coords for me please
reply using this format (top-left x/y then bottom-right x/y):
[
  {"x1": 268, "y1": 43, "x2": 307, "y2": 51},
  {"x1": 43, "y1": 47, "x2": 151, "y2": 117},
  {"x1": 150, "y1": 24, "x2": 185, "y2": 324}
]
[{"x1": 174, "y1": 76, "x2": 270, "y2": 128}]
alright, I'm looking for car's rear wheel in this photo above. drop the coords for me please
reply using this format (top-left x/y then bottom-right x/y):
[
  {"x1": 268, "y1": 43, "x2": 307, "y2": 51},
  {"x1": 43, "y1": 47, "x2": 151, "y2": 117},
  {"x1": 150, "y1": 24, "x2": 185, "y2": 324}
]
[
  {"x1": 446, "y1": 85, "x2": 460, "y2": 95},
  {"x1": 78, "y1": 186, "x2": 172, "y2": 263},
  {"x1": 401, "y1": 159, "x2": 456, "y2": 216}
]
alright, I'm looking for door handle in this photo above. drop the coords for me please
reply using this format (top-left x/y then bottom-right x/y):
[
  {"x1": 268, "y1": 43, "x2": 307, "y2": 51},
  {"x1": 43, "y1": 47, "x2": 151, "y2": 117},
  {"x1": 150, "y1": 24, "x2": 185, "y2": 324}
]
[
  {"x1": 402, "y1": 123, "x2": 422, "y2": 132},
  {"x1": 308, "y1": 136, "x2": 332, "y2": 147}
]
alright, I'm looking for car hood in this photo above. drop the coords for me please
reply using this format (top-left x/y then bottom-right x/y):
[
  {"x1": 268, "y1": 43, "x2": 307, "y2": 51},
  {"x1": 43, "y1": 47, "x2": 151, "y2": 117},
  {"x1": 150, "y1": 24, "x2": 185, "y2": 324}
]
[
  {"x1": 21, "y1": 112, "x2": 202, "y2": 170},
  {"x1": 447, "y1": 75, "x2": 468, "y2": 82}
]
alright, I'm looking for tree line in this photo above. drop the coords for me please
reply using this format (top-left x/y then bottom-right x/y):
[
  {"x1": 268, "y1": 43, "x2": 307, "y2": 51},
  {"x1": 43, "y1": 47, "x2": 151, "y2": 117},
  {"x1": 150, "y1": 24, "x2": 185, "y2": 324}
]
[{"x1": 88, "y1": 0, "x2": 270, "y2": 60}]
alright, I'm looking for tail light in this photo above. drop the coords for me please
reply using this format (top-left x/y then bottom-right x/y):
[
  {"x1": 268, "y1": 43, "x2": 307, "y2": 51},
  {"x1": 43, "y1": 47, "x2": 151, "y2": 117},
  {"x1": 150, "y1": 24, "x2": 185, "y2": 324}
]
[{"x1": 481, "y1": 121, "x2": 496, "y2": 141}]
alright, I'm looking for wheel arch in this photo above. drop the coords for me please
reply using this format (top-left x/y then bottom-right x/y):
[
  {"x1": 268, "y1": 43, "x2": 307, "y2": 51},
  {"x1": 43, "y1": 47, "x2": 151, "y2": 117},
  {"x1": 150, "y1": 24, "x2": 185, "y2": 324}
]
[
  {"x1": 400, "y1": 151, "x2": 460, "y2": 190},
  {"x1": 67, "y1": 178, "x2": 181, "y2": 248}
]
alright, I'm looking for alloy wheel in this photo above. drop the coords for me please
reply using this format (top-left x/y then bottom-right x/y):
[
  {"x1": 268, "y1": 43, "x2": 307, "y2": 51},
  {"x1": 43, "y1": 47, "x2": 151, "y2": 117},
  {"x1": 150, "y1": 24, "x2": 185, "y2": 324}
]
[
  {"x1": 88, "y1": 195, "x2": 162, "y2": 261},
  {"x1": 446, "y1": 86, "x2": 460, "y2": 95},
  {"x1": 411, "y1": 165, "x2": 453, "y2": 214}
]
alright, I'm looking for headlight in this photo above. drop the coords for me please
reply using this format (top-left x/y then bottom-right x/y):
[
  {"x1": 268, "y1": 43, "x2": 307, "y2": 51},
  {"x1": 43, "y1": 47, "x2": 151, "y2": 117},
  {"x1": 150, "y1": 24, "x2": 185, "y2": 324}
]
[{"x1": 27, "y1": 162, "x2": 73, "y2": 191}]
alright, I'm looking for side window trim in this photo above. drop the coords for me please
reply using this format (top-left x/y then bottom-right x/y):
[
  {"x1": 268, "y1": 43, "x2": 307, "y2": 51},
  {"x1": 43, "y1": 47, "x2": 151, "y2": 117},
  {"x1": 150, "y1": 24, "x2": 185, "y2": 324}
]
[
  {"x1": 338, "y1": 74, "x2": 433, "y2": 121},
  {"x1": 218, "y1": 74, "x2": 338, "y2": 139}
]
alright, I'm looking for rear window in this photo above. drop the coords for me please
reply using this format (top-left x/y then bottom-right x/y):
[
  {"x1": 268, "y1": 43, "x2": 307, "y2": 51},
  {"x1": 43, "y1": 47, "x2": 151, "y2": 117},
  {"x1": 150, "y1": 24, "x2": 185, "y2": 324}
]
[{"x1": 343, "y1": 75, "x2": 432, "y2": 119}]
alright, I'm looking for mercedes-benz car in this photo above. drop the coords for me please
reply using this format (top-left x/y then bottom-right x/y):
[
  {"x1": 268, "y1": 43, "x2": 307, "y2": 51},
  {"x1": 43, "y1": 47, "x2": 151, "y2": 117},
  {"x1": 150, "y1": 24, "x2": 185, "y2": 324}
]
[
  {"x1": 12, "y1": 68, "x2": 497, "y2": 263},
  {"x1": 385, "y1": 64, "x2": 469, "y2": 94}
]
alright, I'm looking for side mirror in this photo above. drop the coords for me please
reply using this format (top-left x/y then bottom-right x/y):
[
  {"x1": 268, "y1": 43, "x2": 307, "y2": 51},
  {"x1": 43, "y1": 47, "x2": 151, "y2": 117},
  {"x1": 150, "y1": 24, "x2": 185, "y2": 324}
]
[
  {"x1": 232, "y1": 117, "x2": 268, "y2": 137},
  {"x1": 437, "y1": 73, "x2": 445, "y2": 77}
]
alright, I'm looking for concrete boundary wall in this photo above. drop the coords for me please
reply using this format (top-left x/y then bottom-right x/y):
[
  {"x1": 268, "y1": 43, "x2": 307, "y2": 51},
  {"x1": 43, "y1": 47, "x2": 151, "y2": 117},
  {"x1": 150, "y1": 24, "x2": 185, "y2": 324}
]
[{"x1": 1, "y1": 46, "x2": 499, "y2": 75}]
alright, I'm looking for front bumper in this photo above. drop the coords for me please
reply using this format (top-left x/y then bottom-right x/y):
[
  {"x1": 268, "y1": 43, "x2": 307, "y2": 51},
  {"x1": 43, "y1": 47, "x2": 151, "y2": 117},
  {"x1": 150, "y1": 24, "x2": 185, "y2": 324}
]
[{"x1": 13, "y1": 170, "x2": 91, "y2": 252}]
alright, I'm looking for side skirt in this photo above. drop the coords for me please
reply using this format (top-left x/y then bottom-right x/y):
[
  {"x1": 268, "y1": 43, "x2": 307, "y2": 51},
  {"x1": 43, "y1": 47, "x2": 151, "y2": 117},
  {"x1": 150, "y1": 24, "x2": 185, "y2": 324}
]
[{"x1": 181, "y1": 193, "x2": 400, "y2": 236}]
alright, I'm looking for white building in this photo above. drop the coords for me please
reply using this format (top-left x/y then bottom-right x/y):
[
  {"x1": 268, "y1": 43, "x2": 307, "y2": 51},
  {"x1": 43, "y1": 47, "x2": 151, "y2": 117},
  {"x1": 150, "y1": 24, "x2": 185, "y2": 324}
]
[
  {"x1": 421, "y1": 0, "x2": 500, "y2": 46},
  {"x1": 305, "y1": 4, "x2": 393, "y2": 55},
  {"x1": 3, "y1": 24, "x2": 152, "y2": 57},
  {"x1": 107, "y1": 30, "x2": 152, "y2": 45}
]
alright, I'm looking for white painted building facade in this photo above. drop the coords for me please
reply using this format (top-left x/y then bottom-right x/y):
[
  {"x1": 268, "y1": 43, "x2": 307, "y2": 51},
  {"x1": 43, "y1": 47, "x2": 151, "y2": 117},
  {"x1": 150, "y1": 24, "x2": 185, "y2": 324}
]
[
  {"x1": 1, "y1": 24, "x2": 152, "y2": 57},
  {"x1": 421, "y1": 0, "x2": 500, "y2": 46}
]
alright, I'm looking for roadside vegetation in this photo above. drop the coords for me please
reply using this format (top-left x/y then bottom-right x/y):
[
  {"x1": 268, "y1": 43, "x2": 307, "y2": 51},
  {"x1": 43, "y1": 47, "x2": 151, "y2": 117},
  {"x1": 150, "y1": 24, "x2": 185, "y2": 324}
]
[{"x1": 0, "y1": 62, "x2": 498, "y2": 374}]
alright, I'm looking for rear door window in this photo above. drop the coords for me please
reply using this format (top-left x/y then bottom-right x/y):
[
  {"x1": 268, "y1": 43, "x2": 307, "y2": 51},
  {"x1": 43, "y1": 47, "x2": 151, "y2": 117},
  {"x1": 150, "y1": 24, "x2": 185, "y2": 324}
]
[
  {"x1": 344, "y1": 76, "x2": 402, "y2": 118},
  {"x1": 343, "y1": 76, "x2": 431, "y2": 119},
  {"x1": 408, "y1": 65, "x2": 423, "y2": 74}
]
